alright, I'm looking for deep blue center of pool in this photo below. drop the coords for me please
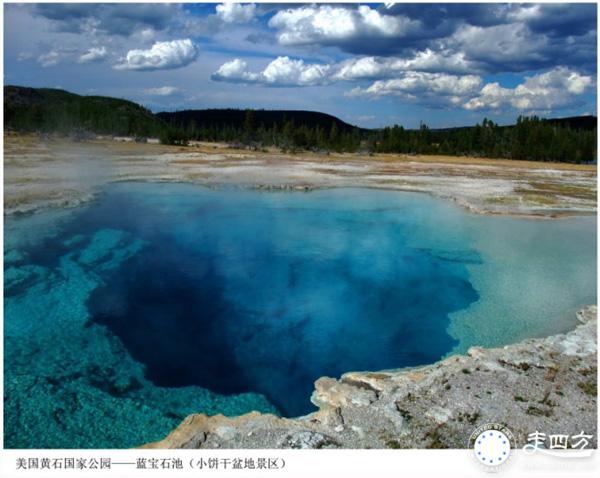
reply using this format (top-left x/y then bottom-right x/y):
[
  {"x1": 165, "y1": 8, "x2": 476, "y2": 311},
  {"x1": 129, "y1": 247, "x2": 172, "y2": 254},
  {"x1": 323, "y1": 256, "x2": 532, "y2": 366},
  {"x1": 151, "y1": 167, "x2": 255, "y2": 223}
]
[
  {"x1": 15, "y1": 185, "x2": 483, "y2": 417},
  {"x1": 6, "y1": 182, "x2": 596, "y2": 447}
]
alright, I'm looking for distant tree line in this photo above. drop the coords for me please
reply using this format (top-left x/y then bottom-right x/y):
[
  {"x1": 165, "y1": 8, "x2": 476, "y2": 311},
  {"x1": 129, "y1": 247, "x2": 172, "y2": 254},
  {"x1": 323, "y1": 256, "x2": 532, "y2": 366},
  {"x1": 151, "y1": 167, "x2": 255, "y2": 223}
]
[
  {"x1": 5, "y1": 87, "x2": 596, "y2": 163},
  {"x1": 172, "y1": 110, "x2": 596, "y2": 163},
  {"x1": 372, "y1": 117, "x2": 597, "y2": 163}
]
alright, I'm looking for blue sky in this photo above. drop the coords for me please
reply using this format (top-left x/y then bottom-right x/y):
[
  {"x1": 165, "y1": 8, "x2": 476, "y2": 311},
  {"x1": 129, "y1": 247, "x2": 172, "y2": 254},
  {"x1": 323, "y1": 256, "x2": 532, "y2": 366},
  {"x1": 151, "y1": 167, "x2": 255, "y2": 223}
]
[{"x1": 3, "y1": 2, "x2": 597, "y2": 128}]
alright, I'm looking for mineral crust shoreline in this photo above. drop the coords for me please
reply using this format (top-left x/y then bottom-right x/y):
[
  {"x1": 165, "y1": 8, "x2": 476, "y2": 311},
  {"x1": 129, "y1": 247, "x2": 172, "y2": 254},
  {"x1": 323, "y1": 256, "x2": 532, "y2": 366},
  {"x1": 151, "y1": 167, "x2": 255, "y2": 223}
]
[
  {"x1": 142, "y1": 306, "x2": 597, "y2": 449},
  {"x1": 4, "y1": 135, "x2": 597, "y2": 218}
]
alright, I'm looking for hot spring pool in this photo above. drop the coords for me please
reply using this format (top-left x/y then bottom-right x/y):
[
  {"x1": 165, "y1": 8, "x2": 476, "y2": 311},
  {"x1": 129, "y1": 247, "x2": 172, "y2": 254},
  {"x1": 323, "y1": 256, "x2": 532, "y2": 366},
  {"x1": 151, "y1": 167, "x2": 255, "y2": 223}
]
[{"x1": 4, "y1": 183, "x2": 596, "y2": 447}]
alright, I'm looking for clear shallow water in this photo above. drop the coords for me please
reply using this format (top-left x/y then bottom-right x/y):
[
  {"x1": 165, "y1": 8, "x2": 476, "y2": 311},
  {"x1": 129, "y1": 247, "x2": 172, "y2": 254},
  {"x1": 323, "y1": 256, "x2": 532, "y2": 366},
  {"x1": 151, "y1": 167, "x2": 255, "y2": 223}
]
[{"x1": 4, "y1": 183, "x2": 596, "y2": 447}]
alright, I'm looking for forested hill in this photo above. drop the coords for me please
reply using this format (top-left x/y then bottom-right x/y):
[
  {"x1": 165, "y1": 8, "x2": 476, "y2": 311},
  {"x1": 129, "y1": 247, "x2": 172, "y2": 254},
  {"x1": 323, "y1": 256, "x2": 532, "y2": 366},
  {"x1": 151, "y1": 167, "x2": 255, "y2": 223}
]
[
  {"x1": 433, "y1": 115, "x2": 597, "y2": 133},
  {"x1": 3, "y1": 85, "x2": 597, "y2": 163},
  {"x1": 156, "y1": 109, "x2": 360, "y2": 135},
  {"x1": 545, "y1": 115, "x2": 597, "y2": 131},
  {"x1": 4, "y1": 85, "x2": 164, "y2": 137}
]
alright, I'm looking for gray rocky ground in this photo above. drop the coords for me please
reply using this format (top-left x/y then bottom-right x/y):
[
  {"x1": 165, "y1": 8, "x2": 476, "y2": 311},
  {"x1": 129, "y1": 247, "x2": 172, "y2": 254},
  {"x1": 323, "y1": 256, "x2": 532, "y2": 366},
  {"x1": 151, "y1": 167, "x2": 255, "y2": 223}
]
[{"x1": 4, "y1": 134, "x2": 597, "y2": 218}]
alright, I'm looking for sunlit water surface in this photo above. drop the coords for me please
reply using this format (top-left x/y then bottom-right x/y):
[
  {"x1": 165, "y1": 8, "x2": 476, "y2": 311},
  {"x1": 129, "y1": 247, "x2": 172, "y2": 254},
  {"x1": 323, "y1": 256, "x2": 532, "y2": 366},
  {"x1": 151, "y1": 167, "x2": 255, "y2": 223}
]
[{"x1": 4, "y1": 184, "x2": 596, "y2": 447}]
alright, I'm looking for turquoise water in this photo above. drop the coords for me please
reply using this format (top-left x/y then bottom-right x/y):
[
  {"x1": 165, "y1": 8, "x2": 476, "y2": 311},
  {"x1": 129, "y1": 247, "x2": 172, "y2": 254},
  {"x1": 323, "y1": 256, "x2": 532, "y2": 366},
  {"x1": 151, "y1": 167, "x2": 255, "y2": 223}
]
[{"x1": 4, "y1": 183, "x2": 596, "y2": 448}]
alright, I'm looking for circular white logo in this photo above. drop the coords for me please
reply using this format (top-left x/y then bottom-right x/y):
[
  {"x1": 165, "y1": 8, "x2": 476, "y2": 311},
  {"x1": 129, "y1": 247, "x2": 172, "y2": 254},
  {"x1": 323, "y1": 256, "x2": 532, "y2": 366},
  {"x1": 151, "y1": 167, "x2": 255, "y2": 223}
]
[
  {"x1": 469, "y1": 423, "x2": 514, "y2": 472},
  {"x1": 474, "y1": 430, "x2": 511, "y2": 466}
]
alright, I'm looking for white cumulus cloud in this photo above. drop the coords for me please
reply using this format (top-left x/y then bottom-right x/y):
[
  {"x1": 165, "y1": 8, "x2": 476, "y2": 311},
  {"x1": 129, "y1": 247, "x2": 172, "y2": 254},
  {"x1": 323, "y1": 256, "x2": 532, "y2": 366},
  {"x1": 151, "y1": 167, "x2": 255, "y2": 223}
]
[
  {"x1": 211, "y1": 53, "x2": 593, "y2": 114},
  {"x1": 268, "y1": 5, "x2": 418, "y2": 46},
  {"x1": 143, "y1": 86, "x2": 179, "y2": 96},
  {"x1": 333, "y1": 50, "x2": 477, "y2": 81},
  {"x1": 348, "y1": 72, "x2": 482, "y2": 99},
  {"x1": 78, "y1": 46, "x2": 108, "y2": 63},
  {"x1": 114, "y1": 39, "x2": 197, "y2": 71},
  {"x1": 212, "y1": 56, "x2": 331, "y2": 86},
  {"x1": 346, "y1": 71, "x2": 483, "y2": 109},
  {"x1": 212, "y1": 51, "x2": 477, "y2": 88},
  {"x1": 464, "y1": 67, "x2": 593, "y2": 111},
  {"x1": 37, "y1": 50, "x2": 61, "y2": 67},
  {"x1": 212, "y1": 58, "x2": 258, "y2": 82},
  {"x1": 215, "y1": 3, "x2": 256, "y2": 24}
]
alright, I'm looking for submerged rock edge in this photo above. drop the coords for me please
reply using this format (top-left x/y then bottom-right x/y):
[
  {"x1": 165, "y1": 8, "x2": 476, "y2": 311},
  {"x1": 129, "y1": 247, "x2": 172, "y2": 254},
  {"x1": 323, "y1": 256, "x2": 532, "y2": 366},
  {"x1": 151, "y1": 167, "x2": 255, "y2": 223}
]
[{"x1": 141, "y1": 305, "x2": 597, "y2": 449}]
